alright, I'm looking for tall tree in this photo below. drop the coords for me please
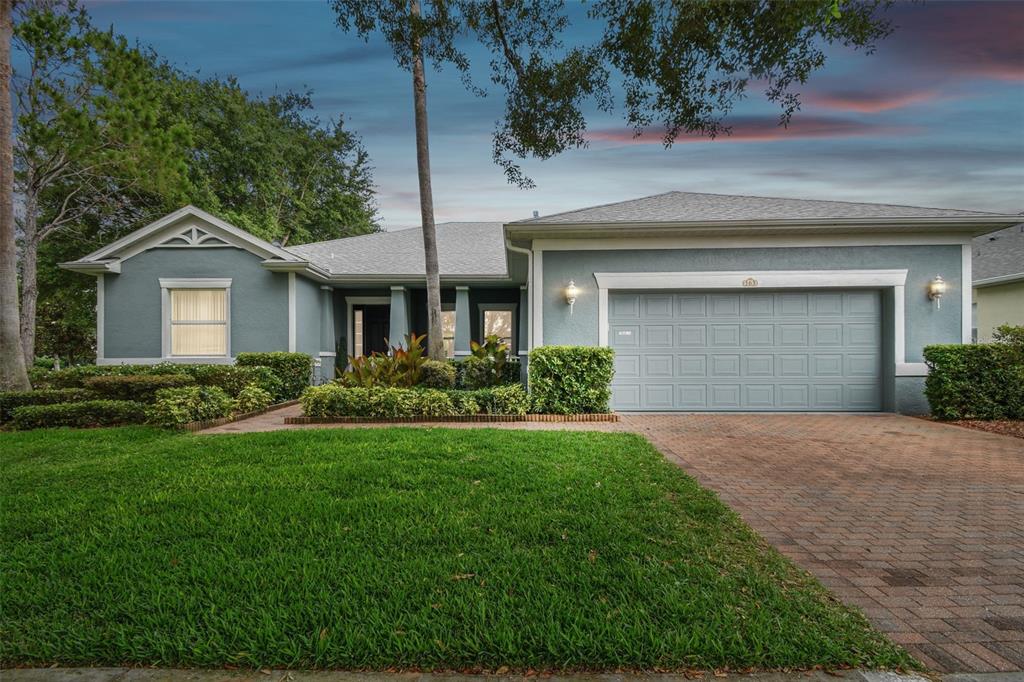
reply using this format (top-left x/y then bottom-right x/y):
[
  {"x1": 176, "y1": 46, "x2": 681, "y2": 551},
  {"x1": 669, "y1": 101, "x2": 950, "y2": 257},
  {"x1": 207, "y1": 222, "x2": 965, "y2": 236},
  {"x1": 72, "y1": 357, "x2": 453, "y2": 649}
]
[
  {"x1": 12, "y1": 0, "x2": 190, "y2": 366},
  {"x1": 331, "y1": 0, "x2": 892, "y2": 355},
  {"x1": 0, "y1": 0, "x2": 30, "y2": 389}
]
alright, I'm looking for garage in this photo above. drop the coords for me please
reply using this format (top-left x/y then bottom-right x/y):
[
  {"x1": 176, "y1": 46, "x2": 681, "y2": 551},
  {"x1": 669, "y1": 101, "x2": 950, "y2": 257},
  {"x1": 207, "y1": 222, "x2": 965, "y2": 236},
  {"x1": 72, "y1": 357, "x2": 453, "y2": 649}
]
[{"x1": 609, "y1": 290, "x2": 882, "y2": 411}]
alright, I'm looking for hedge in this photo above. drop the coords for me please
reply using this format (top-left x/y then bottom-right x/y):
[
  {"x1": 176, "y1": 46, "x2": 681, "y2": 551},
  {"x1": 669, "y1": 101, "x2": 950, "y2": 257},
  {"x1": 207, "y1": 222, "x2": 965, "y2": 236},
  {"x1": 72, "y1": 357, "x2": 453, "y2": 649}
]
[
  {"x1": 0, "y1": 388, "x2": 93, "y2": 423},
  {"x1": 32, "y1": 363, "x2": 185, "y2": 388},
  {"x1": 146, "y1": 386, "x2": 236, "y2": 428},
  {"x1": 300, "y1": 384, "x2": 531, "y2": 418},
  {"x1": 528, "y1": 346, "x2": 615, "y2": 414},
  {"x1": 84, "y1": 374, "x2": 196, "y2": 403},
  {"x1": 10, "y1": 400, "x2": 147, "y2": 430},
  {"x1": 420, "y1": 360, "x2": 456, "y2": 389},
  {"x1": 458, "y1": 356, "x2": 521, "y2": 389},
  {"x1": 179, "y1": 364, "x2": 282, "y2": 398},
  {"x1": 235, "y1": 352, "x2": 312, "y2": 400},
  {"x1": 234, "y1": 385, "x2": 273, "y2": 413},
  {"x1": 923, "y1": 343, "x2": 1024, "y2": 420}
]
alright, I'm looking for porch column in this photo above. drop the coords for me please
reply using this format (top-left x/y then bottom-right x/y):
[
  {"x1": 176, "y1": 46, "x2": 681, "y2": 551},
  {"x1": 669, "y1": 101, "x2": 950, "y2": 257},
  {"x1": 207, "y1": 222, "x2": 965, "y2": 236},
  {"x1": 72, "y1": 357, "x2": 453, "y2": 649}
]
[
  {"x1": 454, "y1": 286, "x2": 471, "y2": 357},
  {"x1": 318, "y1": 286, "x2": 336, "y2": 381},
  {"x1": 389, "y1": 286, "x2": 409, "y2": 349}
]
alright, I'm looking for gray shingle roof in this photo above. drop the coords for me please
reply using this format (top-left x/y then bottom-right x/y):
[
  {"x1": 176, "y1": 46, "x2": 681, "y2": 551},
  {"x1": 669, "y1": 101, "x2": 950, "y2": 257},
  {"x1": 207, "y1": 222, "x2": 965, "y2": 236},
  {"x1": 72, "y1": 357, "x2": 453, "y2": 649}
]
[
  {"x1": 513, "y1": 191, "x2": 1006, "y2": 225},
  {"x1": 973, "y1": 223, "x2": 1024, "y2": 282},
  {"x1": 287, "y1": 222, "x2": 506, "y2": 277}
]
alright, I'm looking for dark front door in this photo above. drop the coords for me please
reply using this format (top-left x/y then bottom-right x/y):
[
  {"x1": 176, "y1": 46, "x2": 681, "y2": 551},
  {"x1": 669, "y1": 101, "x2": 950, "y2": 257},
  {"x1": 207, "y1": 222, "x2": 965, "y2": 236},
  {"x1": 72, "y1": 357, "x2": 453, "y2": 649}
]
[{"x1": 360, "y1": 305, "x2": 390, "y2": 355}]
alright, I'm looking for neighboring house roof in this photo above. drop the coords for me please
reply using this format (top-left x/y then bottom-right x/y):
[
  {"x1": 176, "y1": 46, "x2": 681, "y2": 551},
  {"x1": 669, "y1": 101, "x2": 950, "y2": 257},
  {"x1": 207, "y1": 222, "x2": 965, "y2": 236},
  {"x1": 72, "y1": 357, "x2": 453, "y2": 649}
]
[
  {"x1": 973, "y1": 223, "x2": 1024, "y2": 287},
  {"x1": 287, "y1": 222, "x2": 507, "y2": 279},
  {"x1": 510, "y1": 191, "x2": 1013, "y2": 227}
]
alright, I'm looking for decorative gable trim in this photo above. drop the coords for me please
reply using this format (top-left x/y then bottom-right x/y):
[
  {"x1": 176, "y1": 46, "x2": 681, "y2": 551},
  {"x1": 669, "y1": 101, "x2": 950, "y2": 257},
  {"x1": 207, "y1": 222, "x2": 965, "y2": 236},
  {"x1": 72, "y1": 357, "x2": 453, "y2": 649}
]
[{"x1": 156, "y1": 225, "x2": 233, "y2": 248}]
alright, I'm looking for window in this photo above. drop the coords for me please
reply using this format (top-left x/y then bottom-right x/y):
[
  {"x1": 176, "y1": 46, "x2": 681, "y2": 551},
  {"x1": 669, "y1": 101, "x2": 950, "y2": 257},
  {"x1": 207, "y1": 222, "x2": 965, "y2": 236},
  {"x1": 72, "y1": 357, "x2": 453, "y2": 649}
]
[
  {"x1": 479, "y1": 304, "x2": 516, "y2": 352},
  {"x1": 170, "y1": 288, "x2": 227, "y2": 356},
  {"x1": 441, "y1": 310, "x2": 456, "y2": 358}
]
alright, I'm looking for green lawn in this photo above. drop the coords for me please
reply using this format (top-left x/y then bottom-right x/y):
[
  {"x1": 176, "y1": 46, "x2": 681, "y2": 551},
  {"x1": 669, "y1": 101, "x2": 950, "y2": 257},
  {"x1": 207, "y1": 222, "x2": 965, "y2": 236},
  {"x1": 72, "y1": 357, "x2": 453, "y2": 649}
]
[{"x1": 1, "y1": 427, "x2": 915, "y2": 672}]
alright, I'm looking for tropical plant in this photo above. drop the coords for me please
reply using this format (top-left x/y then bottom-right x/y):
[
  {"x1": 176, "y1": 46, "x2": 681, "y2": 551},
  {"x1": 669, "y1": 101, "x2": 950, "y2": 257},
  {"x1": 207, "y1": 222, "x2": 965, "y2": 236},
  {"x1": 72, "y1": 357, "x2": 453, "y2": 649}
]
[{"x1": 339, "y1": 333, "x2": 428, "y2": 388}]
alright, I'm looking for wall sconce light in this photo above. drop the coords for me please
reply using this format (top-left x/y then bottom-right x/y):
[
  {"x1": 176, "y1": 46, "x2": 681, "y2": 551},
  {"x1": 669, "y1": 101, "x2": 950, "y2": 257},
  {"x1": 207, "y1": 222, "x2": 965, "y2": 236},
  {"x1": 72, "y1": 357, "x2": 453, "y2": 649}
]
[
  {"x1": 928, "y1": 275, "x2": 947, "y2": 309},
  {"x1": 565, "y1": 280, "x2": 578, "y2": 315}
]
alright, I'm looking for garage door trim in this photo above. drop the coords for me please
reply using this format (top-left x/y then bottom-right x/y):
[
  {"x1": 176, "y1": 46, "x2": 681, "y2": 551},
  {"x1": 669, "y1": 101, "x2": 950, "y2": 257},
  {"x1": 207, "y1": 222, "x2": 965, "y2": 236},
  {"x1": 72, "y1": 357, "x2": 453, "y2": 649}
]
[{"x1": 595, "y1": 269, "x2": 908, "y2": 367}]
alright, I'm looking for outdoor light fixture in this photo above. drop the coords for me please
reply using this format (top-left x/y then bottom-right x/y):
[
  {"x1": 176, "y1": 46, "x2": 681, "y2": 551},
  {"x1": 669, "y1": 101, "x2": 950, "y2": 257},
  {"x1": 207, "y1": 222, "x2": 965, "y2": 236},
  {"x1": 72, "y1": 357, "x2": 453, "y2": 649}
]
[
  {"x1": 928, "y1": 275, "x2": 947, "y2": 309},
  {"x1": 565, "y1": 280, "x2": 578, "y2": 314}
]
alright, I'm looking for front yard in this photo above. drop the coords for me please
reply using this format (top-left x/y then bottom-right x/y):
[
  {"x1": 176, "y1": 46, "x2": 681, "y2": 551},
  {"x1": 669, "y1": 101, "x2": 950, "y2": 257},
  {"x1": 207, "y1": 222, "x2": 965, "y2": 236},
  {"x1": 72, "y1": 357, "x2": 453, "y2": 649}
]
[{"x1": 1, "y1": 427, "x2": 914, "y2": 672}]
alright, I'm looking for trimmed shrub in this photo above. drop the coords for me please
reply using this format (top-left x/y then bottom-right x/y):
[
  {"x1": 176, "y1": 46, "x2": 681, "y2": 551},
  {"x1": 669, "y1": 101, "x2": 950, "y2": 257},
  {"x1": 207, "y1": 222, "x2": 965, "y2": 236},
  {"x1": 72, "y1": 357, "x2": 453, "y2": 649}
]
[
  {"x1": 923, "y1": 343, "x2": 1024, "y2": 420},
  {"x1": 448, "y1": 391, "x2": 481, "y2": 415},
  {"x1": 459, "y1": 356, "x2": 521, "y2": 389},
  {"x1": 301, "y1": 385, "x2": 458, "y2": 418},
  {"x1": 529, "y1": 346, "x2": 615, "y2": 414},
  {"x1": 28, "y1": 366, "x2": 54, "y2": 387},
  {"x1": 146, "y1": 386, "x2": 235, "y2": 428},
  {"x1": 236, "y1": 352, "x2": 312, "y2": 400},
  {"x1": 235, "y1": 384, "x2": 273, "y2": 413},
  {"x1": 180, "y1": 364, "x2": 282, "y2": 398},
  {"x1": 420, "y1": 360, "x2": 456, "y2": 389},
  {"x1": 465, "y1": 384, "x2": 530, "y2": 415},
  {"x1": 33, "y1": 356, "x2": 57, "y2": 370},
  {"x1": 84, "y1": 374, "x2": 195, "y2": 403},
  {"x1": 10, "y1": 400, "x2": 147, "y2": 430},
  {"x1": 0, "y1": 388, "x2": 93, "y2": 423},
  {"x1": 38, "y1": 363, "x2": 183, "y2": 389}
]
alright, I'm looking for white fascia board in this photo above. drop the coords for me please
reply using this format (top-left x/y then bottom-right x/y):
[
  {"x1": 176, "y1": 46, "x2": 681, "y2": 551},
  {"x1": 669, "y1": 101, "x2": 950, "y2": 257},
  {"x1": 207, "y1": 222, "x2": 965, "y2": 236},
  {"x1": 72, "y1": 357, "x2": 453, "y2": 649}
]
[
  {"x1": 261, "y1": 260, "x2": 332, "y2": 282},
  {"x1": 159, "y1": 277, "x2": 232, "y2": 289},
  {"x1": 530, "y1": 233, "x2": 971, "y2": 252},
  {"x1": 78, "y1": 206, "x2": 301, "y2": 265},
  {"x1": 974, "y1": 272, "x2": 1024, "y2": 288},
  {"x1": 594, "y1": 269, "x2": 908, "y2": 290},
  {"x1": 58, "y1": 260, "x2": 121, "y2": 274}
]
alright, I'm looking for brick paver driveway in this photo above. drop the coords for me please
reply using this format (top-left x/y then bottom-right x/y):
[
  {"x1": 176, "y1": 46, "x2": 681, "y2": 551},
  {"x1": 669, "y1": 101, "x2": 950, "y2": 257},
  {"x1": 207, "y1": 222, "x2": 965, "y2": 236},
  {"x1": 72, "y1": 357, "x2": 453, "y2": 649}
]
[{"x1": 621, "y1": 413, "x2": 1024, "y2": 674}]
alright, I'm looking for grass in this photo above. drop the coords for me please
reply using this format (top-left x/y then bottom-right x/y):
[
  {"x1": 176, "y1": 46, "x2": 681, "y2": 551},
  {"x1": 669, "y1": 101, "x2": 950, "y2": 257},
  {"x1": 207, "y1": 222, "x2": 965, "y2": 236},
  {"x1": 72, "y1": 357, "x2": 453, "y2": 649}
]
[{"x1": 1, "y1": 426, "x2": 915, "y2": 672}]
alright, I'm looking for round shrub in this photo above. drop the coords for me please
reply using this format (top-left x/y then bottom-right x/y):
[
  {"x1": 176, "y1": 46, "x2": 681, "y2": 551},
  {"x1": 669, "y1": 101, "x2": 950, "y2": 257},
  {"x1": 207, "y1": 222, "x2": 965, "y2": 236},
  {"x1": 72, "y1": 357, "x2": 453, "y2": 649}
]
[
  {"x1": 420, "y1": 360, "x2": 456, "y2": 389},
  {"x1": 146, "y1": 386, "x2": 235, "y2": 428},
  {"x1": 235, "y1": 384, "x2": 273, "y2": 414}
]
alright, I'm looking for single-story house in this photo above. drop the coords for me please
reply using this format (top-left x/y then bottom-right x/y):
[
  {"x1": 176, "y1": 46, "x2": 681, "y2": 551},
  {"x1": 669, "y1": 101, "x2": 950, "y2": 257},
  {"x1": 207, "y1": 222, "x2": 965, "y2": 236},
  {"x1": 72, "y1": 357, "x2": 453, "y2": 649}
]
[
  {"x1": 61, "y1": 191, "x2": 1022, "y2": 414},
  {"x1": 971, "y1": 223, "x2": 1024, "y2": 342}
]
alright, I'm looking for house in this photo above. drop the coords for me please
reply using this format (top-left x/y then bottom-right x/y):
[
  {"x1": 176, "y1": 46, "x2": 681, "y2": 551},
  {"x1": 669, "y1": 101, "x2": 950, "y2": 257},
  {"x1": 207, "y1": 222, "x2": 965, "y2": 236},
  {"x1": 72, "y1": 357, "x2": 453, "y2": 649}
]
[
  {"x1": 60, "y1": 192, "x2": 1022, "y2": 414},
  {"x1": 971, "y1": 223, "x2": 1024, "y2": 342}
]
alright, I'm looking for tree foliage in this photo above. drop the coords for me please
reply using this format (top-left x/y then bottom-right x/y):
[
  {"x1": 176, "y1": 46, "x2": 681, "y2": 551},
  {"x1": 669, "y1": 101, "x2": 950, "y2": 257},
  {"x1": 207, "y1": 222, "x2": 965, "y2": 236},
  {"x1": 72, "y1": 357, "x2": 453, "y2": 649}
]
[
  {"x1": 333, "y1": 0, "x2": 892, "y2": 187},
  {"x1": 14, "y1": 1, "x2": 378, "y2": 363}
]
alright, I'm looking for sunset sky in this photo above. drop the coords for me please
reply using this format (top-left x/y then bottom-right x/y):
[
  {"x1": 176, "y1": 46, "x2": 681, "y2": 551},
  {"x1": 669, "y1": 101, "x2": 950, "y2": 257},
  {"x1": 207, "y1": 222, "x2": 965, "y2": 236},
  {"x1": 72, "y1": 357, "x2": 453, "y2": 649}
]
[{"x1": 84, "y1": 0, "x2": 1024, "y2": 228}]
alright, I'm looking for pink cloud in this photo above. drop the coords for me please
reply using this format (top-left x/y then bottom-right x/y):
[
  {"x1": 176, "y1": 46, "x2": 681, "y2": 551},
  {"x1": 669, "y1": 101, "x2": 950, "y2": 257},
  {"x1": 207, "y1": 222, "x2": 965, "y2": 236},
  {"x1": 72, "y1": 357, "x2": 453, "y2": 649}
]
[
  {"x1": 588, "y1": 116, "x2": 918, "y2": 146},
  {"x1": 804, "y1": 89, "x2": 941, "y2": 114}
]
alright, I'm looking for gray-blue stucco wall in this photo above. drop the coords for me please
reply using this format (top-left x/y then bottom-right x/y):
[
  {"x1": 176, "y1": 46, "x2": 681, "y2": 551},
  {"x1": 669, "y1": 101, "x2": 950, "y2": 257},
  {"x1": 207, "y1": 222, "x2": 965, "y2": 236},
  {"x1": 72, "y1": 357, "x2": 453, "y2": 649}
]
[
  {"x1": 103, "y1": 247, "x2": 289, "y2": 358},
  {"x1": 540, "y1": 244, "x2": 964, "y2": 414}
]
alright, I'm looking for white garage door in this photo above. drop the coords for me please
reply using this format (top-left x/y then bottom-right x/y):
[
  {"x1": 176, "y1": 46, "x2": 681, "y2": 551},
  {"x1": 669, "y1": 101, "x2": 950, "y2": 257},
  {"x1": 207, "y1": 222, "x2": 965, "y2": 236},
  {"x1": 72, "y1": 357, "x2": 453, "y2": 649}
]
[{"x1": 609, "y1": 290, "x2": 882, "y2": 411}]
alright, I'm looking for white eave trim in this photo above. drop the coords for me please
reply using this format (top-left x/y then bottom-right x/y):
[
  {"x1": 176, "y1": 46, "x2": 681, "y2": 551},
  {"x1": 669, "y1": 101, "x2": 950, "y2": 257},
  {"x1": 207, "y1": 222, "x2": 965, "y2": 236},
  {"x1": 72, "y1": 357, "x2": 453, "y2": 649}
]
[
  {"x1": 159, "y1": 277, "x2": 232, "y2": 289},
  {"x1": 58, "y1": 260, "x2": 121, "y2": 275},
  {"x1": 974, "y1": 272, "x2": 1024, "y2": 288},
  {"x1": 594, "y1": 269, "x2": 908, "y2": 290},
  {"x1": 507, "y1": 215, "x2": 1023, "y2": 233}
]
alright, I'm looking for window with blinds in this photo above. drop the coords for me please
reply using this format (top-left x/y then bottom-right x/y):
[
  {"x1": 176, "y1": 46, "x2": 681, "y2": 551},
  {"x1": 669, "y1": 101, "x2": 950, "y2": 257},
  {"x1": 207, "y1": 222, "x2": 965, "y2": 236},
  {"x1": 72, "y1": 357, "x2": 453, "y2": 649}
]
[{"x1": 170, "y1": 288, "x2": 227, "y2": 356}]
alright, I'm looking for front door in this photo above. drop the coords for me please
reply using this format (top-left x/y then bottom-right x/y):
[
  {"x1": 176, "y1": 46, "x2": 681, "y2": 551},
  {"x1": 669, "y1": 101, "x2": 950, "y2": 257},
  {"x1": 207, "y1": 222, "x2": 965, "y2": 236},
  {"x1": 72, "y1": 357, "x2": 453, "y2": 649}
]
[{"x1": 359, "y1": 305, "x2": 390, "y2": 355}]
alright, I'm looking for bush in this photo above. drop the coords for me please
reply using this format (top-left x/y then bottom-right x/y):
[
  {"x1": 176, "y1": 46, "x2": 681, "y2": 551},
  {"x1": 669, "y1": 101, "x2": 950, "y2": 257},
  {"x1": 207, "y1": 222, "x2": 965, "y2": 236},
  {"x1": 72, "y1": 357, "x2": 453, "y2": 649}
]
[
  {"x1": 0, "y1": 388, "x2": 94, "y2": 423},
  {"x1": 459, "y1": 356, "x2": 521, "y2": 389},
  {"x1": 236, "y1": 352, "x2": 312, "y2": 400},
  {"x1": 146, "y1": 386, "x2": 236, "y2": 428},
  {"x1": 84, "y1": 374, "x2": 195, "y2": 403},
  {"x1": 301, "y1": 385, "x2": 458, "y2": 418},
  {"x1": 924, "y1": 342, "x2": 1024, "y2": 420},
  {"x1": 10, "y1": 400, "x2": 147, "y2": 430},
  {"x1": 37, "y1": 363, "x2": 184, "y2": 389},
  {"x1": 180, "y1": 364, "x2": 282, "y2": 398},
  {"x1": 338, "y1": 333, "x2": 427, "y2": 388},
  {"x1": 235, "y1": 384, "x2": 273, "y2": 413},
  {"x1": 464, "y1": 384, "x2": 530, "y2": 415},
  {"x1": 420, "y1": 359, "x2": 456, "y2": 389},
  {"x1": 529, "y1": 346, "x2": 615, "y2": 414},
  {"x1": 33, "y1": 356, "x2": 56, "y2": 370}
]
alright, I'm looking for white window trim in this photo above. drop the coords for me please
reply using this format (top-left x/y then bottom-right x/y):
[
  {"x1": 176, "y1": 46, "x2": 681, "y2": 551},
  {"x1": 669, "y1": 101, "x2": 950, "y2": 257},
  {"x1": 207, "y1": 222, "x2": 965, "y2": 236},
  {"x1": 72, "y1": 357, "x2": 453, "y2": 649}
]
[
  {"x1": 592, "y1": 269, "x2": 921, "y2": 374},
  {"x1": 96, "y1": 275, "x2": 104, "y2": 362},
  {"x1": 478, "y1": 302, "x2": 517, "y2": 353},
  {"x1": 159, "y1": 278, "x2": 232, "y2": 359},
  {"x1": 345, "y1": 296, "x2": 390, "y2": 358}
]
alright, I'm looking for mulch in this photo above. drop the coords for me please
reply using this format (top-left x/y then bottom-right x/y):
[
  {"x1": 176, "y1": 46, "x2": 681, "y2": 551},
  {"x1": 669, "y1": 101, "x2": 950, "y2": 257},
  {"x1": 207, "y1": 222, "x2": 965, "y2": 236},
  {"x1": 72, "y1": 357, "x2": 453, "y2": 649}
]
[{"x1": 943, "y1": 419, "x2": 1024, "y2": 439}]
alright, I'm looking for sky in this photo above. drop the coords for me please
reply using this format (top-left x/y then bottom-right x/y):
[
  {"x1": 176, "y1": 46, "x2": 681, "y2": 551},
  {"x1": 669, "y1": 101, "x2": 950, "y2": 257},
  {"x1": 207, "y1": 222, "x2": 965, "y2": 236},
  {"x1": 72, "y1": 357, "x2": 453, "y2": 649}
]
[{"x1": 82, "y1": 0, "x2": 1024, "y2": 229}]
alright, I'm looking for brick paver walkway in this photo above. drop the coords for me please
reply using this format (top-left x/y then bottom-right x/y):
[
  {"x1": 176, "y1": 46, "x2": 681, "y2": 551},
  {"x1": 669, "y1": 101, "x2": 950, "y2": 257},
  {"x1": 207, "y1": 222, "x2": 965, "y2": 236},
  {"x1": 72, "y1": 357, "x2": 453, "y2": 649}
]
[
  {"x1": 621, "y1": 413, "x2": 1024, "y2": 674},
  {"x1": 204, "y1": 407, "x2": 1024, "y2": 673}
]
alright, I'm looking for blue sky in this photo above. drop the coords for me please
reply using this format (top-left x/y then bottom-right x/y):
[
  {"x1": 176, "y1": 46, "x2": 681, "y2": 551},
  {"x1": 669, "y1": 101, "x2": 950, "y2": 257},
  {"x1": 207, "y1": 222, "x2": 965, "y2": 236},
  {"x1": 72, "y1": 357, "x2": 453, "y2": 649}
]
[{"x1": 84, "y1": 0, "x2": 1023, "y2": 228}]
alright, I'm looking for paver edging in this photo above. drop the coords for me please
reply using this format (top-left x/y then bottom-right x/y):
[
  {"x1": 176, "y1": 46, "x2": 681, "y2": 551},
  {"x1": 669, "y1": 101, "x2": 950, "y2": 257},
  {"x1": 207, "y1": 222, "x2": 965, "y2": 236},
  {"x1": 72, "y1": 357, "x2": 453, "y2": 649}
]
[{"x1": 285, "y1": 413, "x2": 619, "y2": 425}]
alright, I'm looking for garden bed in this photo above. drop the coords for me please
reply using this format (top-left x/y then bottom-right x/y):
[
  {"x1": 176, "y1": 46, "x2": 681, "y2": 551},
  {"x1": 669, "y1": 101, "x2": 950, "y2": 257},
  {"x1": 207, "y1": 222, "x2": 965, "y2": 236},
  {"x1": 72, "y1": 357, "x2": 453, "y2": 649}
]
[{"x1": 285, "y1": 412, "x2": 619, "y2": 424}]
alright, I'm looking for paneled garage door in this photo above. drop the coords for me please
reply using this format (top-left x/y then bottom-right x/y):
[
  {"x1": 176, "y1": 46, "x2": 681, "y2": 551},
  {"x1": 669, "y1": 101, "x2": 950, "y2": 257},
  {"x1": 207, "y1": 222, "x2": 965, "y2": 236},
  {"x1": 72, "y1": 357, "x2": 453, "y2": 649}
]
[{"x1": 609, "y1": 290, "x2": 882, "y2": 411}]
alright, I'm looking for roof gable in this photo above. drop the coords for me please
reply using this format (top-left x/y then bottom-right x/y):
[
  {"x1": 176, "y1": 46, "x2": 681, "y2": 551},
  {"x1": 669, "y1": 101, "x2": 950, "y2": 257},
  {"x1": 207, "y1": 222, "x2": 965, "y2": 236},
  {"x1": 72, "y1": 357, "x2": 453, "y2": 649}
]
[{"x1": 61, "y1": 206, "x2": 303, "y2": 274}]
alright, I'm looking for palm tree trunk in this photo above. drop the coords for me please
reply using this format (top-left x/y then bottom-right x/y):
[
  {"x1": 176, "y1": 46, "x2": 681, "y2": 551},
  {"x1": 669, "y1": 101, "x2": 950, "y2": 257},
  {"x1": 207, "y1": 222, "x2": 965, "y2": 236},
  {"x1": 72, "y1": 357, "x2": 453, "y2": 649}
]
[
  {"x1": 0, "y1": 0, "x2": 31, "y2": 390},
  {"x1": 410, "y1": 0, "x2": 444, "y2": 360}
]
